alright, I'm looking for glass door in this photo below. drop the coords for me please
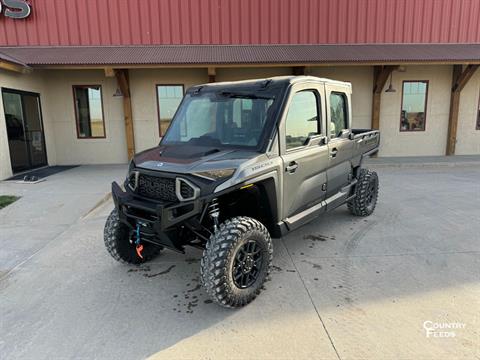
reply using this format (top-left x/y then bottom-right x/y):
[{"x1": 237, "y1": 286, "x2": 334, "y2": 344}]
[{"x1": 2, "y1": 89, "x2": 47, "y2": 173}]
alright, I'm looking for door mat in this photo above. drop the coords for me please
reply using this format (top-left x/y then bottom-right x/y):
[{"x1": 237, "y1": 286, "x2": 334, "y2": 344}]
[{"x1": 6, "y1": 166, "x2": 79, "y2": 182}]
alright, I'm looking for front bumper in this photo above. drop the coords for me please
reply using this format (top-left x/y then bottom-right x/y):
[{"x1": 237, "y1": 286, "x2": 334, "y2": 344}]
[{"x1": 111, "y1": 182, "x2": 203, "y2": 251}]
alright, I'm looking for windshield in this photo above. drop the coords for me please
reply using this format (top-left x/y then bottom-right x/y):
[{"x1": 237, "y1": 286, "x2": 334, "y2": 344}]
[{"x1": 161, "y1": 91, "x2": 276, "y2": 148}]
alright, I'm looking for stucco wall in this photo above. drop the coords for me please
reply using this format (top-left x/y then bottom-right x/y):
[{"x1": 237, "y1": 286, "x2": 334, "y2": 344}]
[
  {"x1": 378, "y1": 65, "x2": 451, "y2": 156},
  {"x1": 456, "y1": 69, "x2": 480, "y2": 155},
  {"x1": 42, "y1": 70, "x2": 127, "y2": 165},
  {"x1": 0, "y1": 69, "x2": 56, "y2": 180}
]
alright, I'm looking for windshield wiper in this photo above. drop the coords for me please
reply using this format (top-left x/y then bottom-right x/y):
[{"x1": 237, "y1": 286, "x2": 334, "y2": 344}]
[{"x1": 218, "y1": 91, "x2": 274, "y2": 100}]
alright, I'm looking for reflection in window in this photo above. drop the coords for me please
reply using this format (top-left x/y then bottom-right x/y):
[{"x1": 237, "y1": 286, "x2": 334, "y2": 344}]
[
  {"x1": 157, "y1": 85, "x2": 184, "y2": 136},
  {"x1": 73, "y1": 85, "x2": 105, "y2": 138},
  {"x1": 330, "y1": 92, "x2": 348, "y2": 138},
  {"x1": 400, "y1": 81, "x2": 428, "y2": 132},
  {"x1": 285, "y1": 91, "x2": 319, "y2": 150}
]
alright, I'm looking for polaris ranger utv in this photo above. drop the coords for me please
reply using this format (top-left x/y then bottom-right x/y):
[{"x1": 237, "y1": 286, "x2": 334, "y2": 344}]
[{"x1": 104, "y1": 76, "x2": 380, "y2": 308}]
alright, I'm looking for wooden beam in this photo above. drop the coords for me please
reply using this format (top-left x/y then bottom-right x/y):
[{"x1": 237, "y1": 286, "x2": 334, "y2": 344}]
[
  {"x1": 208, "y1": 67, "x2": 216, "y2": 83},
  {"x1": 371, "y1": 65, "x2": 397, "y2": 130},
  {"x1": 0, "y1": 60, "x2": 31, "y2": 74},
  {"x1": 104, "y1": 67, "x2": 115, "y2": 77},
  {"x1": 115, "y1": 69, "x2": 135, "y2": 160},
  {"x1": 446, "y1": 64, "x2": 479, "y2": 155}
]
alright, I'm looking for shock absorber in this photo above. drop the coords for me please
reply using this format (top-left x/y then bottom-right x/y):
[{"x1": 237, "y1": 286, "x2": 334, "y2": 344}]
[{"x1": 208, "y1": 198, "x2": 220, "y2": 232}]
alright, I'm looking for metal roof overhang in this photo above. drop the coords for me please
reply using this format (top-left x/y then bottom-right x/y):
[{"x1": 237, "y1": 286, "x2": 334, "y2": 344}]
[{"x1": 0, "y1": 44, "x2": 479, "y2": 69}]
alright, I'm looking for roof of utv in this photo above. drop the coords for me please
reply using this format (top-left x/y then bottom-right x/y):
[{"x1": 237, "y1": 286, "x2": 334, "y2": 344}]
[{"x1": 187, "y1": 75, "x2": 351, "y2": 94}]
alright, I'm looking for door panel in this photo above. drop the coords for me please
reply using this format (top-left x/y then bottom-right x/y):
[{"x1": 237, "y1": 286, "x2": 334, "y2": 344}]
[
  {"x1": 23, "y1": 94, "x2": 47, "y2": 168},
  {"x1": 280, "y1": 84, "x2": 329, "y2": 219},
  {"x1": 3, "y1": 92, "x2": 29, "y2": 172},
  {"x1": 282, "y1": 145, "x2": 329, "y2": 218},
  {"x1": 2, "y1": 89, "x2": 47, "y2": 173},
  {"x1": 327, "y1": 138, "x2": 353, "y2": 197},
  {"x1": 325, "y1": 86, "x2": 354, "y2": 197}
]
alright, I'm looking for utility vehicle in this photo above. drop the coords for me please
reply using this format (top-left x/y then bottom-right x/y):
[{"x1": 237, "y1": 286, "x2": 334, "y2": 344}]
[{"x1": 104, "y1": 76, "x2": 380, "y2": 308}]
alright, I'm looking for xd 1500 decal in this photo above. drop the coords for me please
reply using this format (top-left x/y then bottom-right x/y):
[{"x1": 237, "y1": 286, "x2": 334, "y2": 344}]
[{"x1": 0, "y1": 0, "x2": 31, "y2": 19}]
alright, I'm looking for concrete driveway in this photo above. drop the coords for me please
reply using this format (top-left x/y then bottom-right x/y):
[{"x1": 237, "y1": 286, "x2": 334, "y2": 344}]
[{"x1": 0, "y1": 161, "x2": 479, "y2": 359}]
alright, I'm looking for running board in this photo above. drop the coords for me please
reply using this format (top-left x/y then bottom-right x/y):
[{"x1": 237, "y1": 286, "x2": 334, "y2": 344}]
[{"x1": 284, "y1": 180, "x2": 357, "y2": 232}]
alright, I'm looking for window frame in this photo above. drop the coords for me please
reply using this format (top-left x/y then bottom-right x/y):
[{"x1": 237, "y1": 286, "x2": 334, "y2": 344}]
[
  {"x1": 399, "y1": 80, "x2": 429, "y2": 133},
  {"x1": 284, "y1": 89, "x2": 322, "y2": 152},
  {"x1": 329, "y1": 91, "x2": 349, "y2": 139},
  {"x1": 72, "y1": 85, "x2": 106, "y2": 139},
  {"x1": 156, "y1": 84, "x2": 185, "y2": 136}
]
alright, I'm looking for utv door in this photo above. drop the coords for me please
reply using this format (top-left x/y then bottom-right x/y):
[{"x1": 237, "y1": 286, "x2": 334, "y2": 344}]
[
  {"x1": 280, "y1": 84, "x2": 329, "y2": 224},
  {"x1": 325, "y1": 86, "x2": 354, "y2": 198}
]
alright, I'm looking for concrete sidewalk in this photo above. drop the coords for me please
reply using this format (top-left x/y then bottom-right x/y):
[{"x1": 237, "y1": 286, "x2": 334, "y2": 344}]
[
  {"x1": 1, "y1": 162, "x2": 479, "y2": 359},
  {"x1": 0, "y1": 164, "x2": 127, "y2": 276}
]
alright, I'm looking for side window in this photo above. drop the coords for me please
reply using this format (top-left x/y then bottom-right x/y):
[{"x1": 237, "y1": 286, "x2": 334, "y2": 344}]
[
  {"x1": 329, "y1": 92, "x2": 348, "y2": 138},
  {"x1": 157, "y1": 85, "x2": 184, "y2": 136},
  {"x1": 400, "y1": 81, "x2": 428, "y2": 132},
  {"x1": 285, "y1": 91, "x2": 319, "y2": 150},
  {"x1": 73, "y1": 85, "x2": 105, "y2": 138}
]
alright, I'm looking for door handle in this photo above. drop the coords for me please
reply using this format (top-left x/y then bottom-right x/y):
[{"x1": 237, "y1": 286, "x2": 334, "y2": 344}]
[
  {"x1": 330, "y1": 148, "x2": 338, "y2": 158},
  {"x1": 286, "y1": 161, "x2": 298, "y2": 173}
]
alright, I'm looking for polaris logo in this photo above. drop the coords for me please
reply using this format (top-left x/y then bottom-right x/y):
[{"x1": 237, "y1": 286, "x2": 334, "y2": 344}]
[{"x1": 0, "y1": 0, "x2": 31, "y2": 20}]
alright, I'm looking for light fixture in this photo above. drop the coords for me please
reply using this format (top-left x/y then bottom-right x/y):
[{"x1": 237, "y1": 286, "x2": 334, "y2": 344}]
[
  {"x1": 113, "y1": 88, "x2": 123, "y2": 97},
  {"x1": 385, "y1": 72, "x2": 396, "y2": 93}
]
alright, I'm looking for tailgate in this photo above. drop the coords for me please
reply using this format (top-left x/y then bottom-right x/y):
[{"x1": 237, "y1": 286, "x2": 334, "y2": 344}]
[{"x1": 353, "y1": 130, "x2": 380, "y2": 155}]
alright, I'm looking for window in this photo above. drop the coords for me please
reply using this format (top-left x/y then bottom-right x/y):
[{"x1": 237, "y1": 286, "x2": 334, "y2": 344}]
[
  {"x1": 400, "y1": 81, "x2": 428, "y2": 132},
  {"x1": 162, "y1": 92, "x2": 275, "y2": 148},
  {"x1": 329, "y1": 92, "x2": 348, "y2": 138},
  {"x1": 73, "y1": 85, "x2": 105, "y2": 138},
  {"x1": 285, "y1": 91, "x2": 319, "y2": 150},
  {"x1": 157, "y1": 85, "x2": 184, "y2": 136}
]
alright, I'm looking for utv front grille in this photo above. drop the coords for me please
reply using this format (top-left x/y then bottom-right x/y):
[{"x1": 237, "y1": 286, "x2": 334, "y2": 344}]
[
  {"x1": 132, "y1": 173, "x2": 199, "y2": 202},
  {"x1": 137, "y1": 174, "x2": 177, "y2": 202}
]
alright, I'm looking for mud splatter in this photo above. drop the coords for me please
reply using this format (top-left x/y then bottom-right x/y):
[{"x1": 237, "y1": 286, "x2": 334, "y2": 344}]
[
  {"x1": 304, "y1": 234, "x2": 329, "y2": 242},
  {"x1": 143, "y1": 265, "x2": 176, "y2": 278},
  {"x1": 128, "y1": 266, "x2": 151, "y2": 273}
]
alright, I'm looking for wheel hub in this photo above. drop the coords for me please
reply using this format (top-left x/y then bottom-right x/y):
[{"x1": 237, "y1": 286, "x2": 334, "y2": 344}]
[
  {"x1": 233, "y1": 240, "x2": 263, "y2": 289},
  {"x1": 242, "y1": 256, "x2": 254, "y2": 273}
]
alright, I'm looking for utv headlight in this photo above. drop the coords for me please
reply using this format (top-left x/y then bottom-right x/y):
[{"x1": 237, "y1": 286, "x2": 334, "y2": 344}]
[{"x1": 193, "y1": 168, "x2": 236, "y2": 181}]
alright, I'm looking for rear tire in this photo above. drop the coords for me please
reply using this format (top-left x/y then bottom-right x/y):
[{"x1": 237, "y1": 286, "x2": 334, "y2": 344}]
[
  {"x1": 201, "y1": 217, "x2": 273, "y2": 308},
  {"x1": 104, "y1": 209, "x2": 161, "y2": 264},
  {"x1": 348, "y1": 168, "x2": 379, "y2": 216}
]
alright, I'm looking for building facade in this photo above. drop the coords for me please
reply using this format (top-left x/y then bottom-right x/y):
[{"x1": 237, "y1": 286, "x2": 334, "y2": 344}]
[{"x1": 1, "y1": 0, "x2": 480, "y2": 180}]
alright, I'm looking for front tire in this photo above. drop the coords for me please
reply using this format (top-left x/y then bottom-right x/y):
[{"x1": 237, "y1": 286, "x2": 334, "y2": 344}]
[
  {"x1": 104, "y1": 209, "x2": 161, "y2": 264},
  {"x1": 201, "y1": 217, "x2": 273, "y2": 308},
  {"x1": 348, "y1": 168, "x2": 379, "y2": 216}
]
